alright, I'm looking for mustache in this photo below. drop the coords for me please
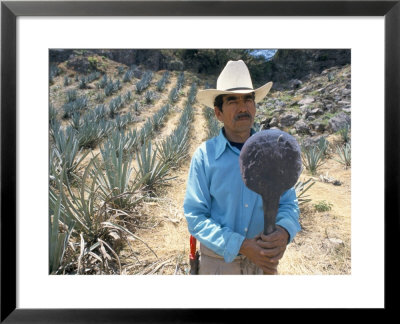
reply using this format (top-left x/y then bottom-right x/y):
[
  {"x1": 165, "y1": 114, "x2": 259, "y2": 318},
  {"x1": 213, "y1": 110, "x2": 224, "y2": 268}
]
[{"x1": 234, "y1": 112, "x2": 251, "y2": 121}]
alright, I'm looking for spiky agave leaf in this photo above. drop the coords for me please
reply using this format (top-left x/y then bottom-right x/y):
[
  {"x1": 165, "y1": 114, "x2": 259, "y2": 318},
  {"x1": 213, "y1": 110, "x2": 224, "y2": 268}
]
[
  {"x1": 52, "y1": 127, "x2": 90, "y2": 178},
  {"x1": 135, "y1": 141, "x2": 176, "y2": 192},
  {"x1": 301, "y1": 145, "x2": 325, "y2": 175},
  {"x1": 335, "y1": 143, "x2": 351, "y2": 167},
  {"x1": 294, "y1": 178, "x2": 316, "y2": 205},
  {"x1": 49, "y1": 165, "x2": 76, "y2": 274},
  {"x1": 94, "y1": 141, "x2": 145, "y2": 209}
]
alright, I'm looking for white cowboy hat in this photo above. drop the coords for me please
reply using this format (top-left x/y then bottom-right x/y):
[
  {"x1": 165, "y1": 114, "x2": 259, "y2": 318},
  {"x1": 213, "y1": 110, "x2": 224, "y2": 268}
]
[{"x1": 197, "y1": 60, "x2": 273, "y2": 108}]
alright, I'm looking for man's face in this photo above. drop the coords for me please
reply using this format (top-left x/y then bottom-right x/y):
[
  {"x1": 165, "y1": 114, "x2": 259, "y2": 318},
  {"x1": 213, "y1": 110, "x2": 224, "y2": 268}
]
[{"x1": 214, "y1": 93, "x2": 256, "y2": 136}]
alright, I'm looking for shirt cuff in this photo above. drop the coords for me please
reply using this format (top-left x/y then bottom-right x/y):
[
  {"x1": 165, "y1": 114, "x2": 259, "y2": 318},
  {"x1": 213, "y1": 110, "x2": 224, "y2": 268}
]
[
  {"x1": 276, "y1": 218, "x2": 301, "y2": 243},
  {"x1": 223, "y1": 232, "x2": 245, "y2": 263}
]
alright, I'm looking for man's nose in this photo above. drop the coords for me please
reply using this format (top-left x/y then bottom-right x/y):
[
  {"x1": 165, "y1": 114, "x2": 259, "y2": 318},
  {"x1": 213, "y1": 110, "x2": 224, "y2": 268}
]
[{"x1": 237, "y1": 99, "x2": 249, "y2": 111}]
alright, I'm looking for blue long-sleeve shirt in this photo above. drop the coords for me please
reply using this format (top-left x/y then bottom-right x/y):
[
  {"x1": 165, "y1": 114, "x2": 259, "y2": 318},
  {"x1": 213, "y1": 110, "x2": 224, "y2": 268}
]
[{"x1": 183, "y1": 128, "x2": 301, "y2": 263}]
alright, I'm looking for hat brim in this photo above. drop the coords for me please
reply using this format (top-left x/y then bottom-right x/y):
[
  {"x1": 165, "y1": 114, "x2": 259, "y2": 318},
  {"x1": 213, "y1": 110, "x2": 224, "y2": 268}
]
[{"x1": 196, "y1": 81, "x2": 273, "y2": 108}]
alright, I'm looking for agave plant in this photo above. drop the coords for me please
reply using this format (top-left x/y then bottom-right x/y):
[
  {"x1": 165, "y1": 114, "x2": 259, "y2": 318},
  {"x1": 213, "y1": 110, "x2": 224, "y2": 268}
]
[
  {"x1": 176, "y1": 71, "x2": 185, "y2": 90},
  {"x1": 156, "y1": 78, "x2": 166, "y2": 92},
  {"x1": 132, "y1": 101, "x2": 141, "y2": 113},
  {"x1": 69, "y1": 112, "x2": 83, "y2": 130},
  {"x1": 338, "y1": 124, "x2": 351, "y2": 144},
  {"x1": 124, "y1": 90, "x2": 132, "y2": 103},
  {"x1": 115, "y1": 114, "x2": 129, "y2": 131},
  {"x1": 106, "y1": 129, "x2": 139, "y2": 159},
  {"x1": 108, "y1": 95, "x2": 124, "y2": 118},
  {"x1": 49, "y1": 168, "x2": 76, "y2": 274},
  {"x1": 65, "y1": 89, "x2": 77, "y2": 103},
  {"x1": 145, "y1": 90, "x2": 154, "y2": 104},
  {"x1": 104, "y1": 81, "x2": 115, "y2": 97},
  {"x1": 151, "y1": 105, "x2": 168, "y2": 131},
  {"x1": 335, "y1": 143, "x2": 351, "y2": 168},
  {"x1": 97, "y1": 74, "x2": 108, "y2": 89},
  {"x1": 63, "y1": 96, "x2": 89, "y2": 117},
  {"x1": 93, "y1": 104, "x2": 108, "y2": 122},
  {"x1": 76, "y1": 118, "x2": 112, "y2": 149},
  {"x1": 301, "y1": 145, "x2": 325, "y2": 175},
  {"x1": 87, "y1": 71, "x2": 101, "y2": 83},
  {"x1": 294, "y1": 178, "x2": 315, "y2": 205},
  {"x1": 52, "y1": 127, "x2": 89, "y2": 178},
  {"x1": 49, "y1": 159, "x2": 157, "y2": 274},
  {"x1": 63, "y1": 76, "x2": 70, "y2": 87},
  {"x1": 49, "y1": 103, "x2": 58, "y2": 123},
  {"x1": 187, "y1": 82, "x2": 198, "y2": 104},
  {"x1": 136, "y1": 71, "x2": 153, "y2": 93},
  {"x1": 123, "y1": 69, "x2": 134, "y2": 83},
  {"x1": 317, "y1": 136, "x2": 330, "y2": 157},
  {"x1": 157, "y1": 129, "x2": 189, "y2": 166},
  {"x1": 135, "y1": 141, "x2": 175, "y2": 192},
  {"x1": 169, "y1": 87, "x2": 180, "y2": 103},
  {"x1": 139, "y1": 119, "x2": 154, "y2": 145},
  {"x1": 96, "y1": 141, "x2": 144, "y2": 209},
  {"x1": 79, "y1": 76, "x2": 88, "y2": 89},
  {"x1": 203, "y1": 106, "x2": 221, "y2": 139}
]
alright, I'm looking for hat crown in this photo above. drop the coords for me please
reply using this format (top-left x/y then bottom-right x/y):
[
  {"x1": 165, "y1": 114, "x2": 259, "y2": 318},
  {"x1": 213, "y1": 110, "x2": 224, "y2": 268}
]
[{"x1": 217, "y1": 60, "x2": 254, "y2": 91}]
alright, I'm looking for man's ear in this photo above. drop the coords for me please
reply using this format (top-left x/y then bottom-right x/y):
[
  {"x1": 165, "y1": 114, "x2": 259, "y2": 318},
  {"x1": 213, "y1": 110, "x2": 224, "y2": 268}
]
[{"x1": 214, "y1": 106, "x2": 223, "y2": 122}]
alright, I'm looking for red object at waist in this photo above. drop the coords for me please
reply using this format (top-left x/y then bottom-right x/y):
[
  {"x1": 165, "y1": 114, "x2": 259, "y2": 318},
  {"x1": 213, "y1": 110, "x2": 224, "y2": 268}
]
[{"x1": 189, "y1": 235, "x2": 197, "y2": 259}]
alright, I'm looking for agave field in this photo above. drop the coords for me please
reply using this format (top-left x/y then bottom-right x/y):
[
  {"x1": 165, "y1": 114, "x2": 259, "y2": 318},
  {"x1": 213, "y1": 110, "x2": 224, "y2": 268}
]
[
  {"x1": 49, "y1": 55, "x2": 200, "y2": 274},
  {"x1": 49, "y1": 53, "x2": 351, "y2": 275}
]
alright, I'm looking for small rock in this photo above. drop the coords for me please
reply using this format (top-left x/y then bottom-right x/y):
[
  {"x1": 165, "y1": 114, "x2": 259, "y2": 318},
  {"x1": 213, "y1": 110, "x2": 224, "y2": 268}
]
[
  {"x1": 294, "y1": 120, "x2": 310, "y2": 134},
  {"x1": 329, "y1": 238, "x2": 344, "y2": 245},
  {"x1": 289, "y1": 79, "x2": 303, "y2": 89},
  {"x1": 327, "y1": 112, "x2": 351, "y2": 133},
  {"x1": 298, "y1": 97, "x2": 315, "y2": 105},
  {"x1": 280, "y1": 112, "x2": 299, "y2": 126},
  {"x1": 269, "y1": 117, "x2": 279, "y2": 127}
]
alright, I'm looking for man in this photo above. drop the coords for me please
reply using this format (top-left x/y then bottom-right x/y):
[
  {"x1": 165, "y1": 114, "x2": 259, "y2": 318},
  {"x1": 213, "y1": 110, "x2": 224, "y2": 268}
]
[{"x1": 184, "y1": 60, "x2": 300, "y2": 275}]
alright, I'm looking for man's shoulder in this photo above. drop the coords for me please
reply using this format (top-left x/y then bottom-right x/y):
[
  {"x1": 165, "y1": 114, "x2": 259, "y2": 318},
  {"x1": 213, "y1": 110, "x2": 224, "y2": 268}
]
[{"x1": 193, "y1": 136, "x2": 219, "y2": 160}]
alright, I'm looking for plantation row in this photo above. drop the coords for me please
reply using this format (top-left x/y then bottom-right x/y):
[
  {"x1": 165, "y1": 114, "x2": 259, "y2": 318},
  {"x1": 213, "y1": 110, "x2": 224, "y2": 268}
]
[{"x1": 49, "y1": 67, "x2": 197, "y2": 274}]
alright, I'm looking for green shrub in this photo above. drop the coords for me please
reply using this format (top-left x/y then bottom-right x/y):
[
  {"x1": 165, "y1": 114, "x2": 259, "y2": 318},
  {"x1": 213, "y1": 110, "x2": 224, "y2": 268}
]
[{"x1": 314, "y1": 200, "x2": 333, "y2": 212}]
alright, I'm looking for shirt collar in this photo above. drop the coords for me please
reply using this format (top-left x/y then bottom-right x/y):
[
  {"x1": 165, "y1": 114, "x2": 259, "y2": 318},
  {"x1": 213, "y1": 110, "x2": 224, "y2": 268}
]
[{"x1": 215, "y1": 127, "x2": 256, "y2": 160}]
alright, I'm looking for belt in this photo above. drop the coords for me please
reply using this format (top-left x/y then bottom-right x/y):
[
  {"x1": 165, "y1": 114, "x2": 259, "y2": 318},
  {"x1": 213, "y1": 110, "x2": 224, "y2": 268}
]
[{"x1": 200, "y1": 244, "x2": 245, "y2": 261}]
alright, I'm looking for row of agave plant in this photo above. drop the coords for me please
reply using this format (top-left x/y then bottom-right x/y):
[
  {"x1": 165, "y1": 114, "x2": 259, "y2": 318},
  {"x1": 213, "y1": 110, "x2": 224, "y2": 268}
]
[
  {"x1": 202, "y1": 105, "x2": 220, "y2": 139},
  {"x1": 49, "y1": 74, "x2": 195, "y2": 275},
  {"x1": 50, "y1": 69, "x2": 173, "y2": 152}
]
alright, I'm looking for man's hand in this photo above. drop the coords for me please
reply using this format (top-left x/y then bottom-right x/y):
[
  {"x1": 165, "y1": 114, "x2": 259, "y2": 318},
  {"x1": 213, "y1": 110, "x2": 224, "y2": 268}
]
[
  {"x1": 256, "y1": 225, "x2": 289, "y2": 264},
  {"x1": 239, "y1": 226, "x2": 289, "y2": 274}
]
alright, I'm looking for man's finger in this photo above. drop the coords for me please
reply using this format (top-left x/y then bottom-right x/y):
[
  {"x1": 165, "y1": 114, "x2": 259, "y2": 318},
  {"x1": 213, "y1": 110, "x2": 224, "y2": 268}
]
[
  {"x1": 256, "y1": 238, "x2": 285, "y2": 249},
  {"x1": 259, "y1": 246, "x2": 282, "y2": 258}
]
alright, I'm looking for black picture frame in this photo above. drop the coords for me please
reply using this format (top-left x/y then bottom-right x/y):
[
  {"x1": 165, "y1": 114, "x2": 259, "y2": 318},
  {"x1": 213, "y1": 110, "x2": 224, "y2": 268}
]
[{"x1": 1, "y1": 0, "x2": 398, "y2": 322}]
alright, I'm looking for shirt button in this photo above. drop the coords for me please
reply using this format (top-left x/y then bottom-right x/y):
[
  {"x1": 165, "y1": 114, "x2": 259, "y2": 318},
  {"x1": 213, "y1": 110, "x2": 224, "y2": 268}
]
[
  {"x1": 244, "y1": 204, "x2": 248, "y2": 208},
  {"x1": 244, "y1": 228, "x2": 248, "y2": 232}
]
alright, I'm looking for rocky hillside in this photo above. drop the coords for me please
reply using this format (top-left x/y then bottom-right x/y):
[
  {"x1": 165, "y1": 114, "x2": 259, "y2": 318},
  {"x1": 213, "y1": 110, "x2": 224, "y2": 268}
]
[
  {"x1": 264, "y1": 49, "x2": 350, "y2": 86},
  {"x1": 256, "y1": 63, "x2": 351, "y2": 147}
]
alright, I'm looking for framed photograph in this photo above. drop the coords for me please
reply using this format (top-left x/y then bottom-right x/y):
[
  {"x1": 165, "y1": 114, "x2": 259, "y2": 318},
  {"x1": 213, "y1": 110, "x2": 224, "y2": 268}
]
[{"x1": 1, "y1": 0, "x2": 398, "y2": 321}]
